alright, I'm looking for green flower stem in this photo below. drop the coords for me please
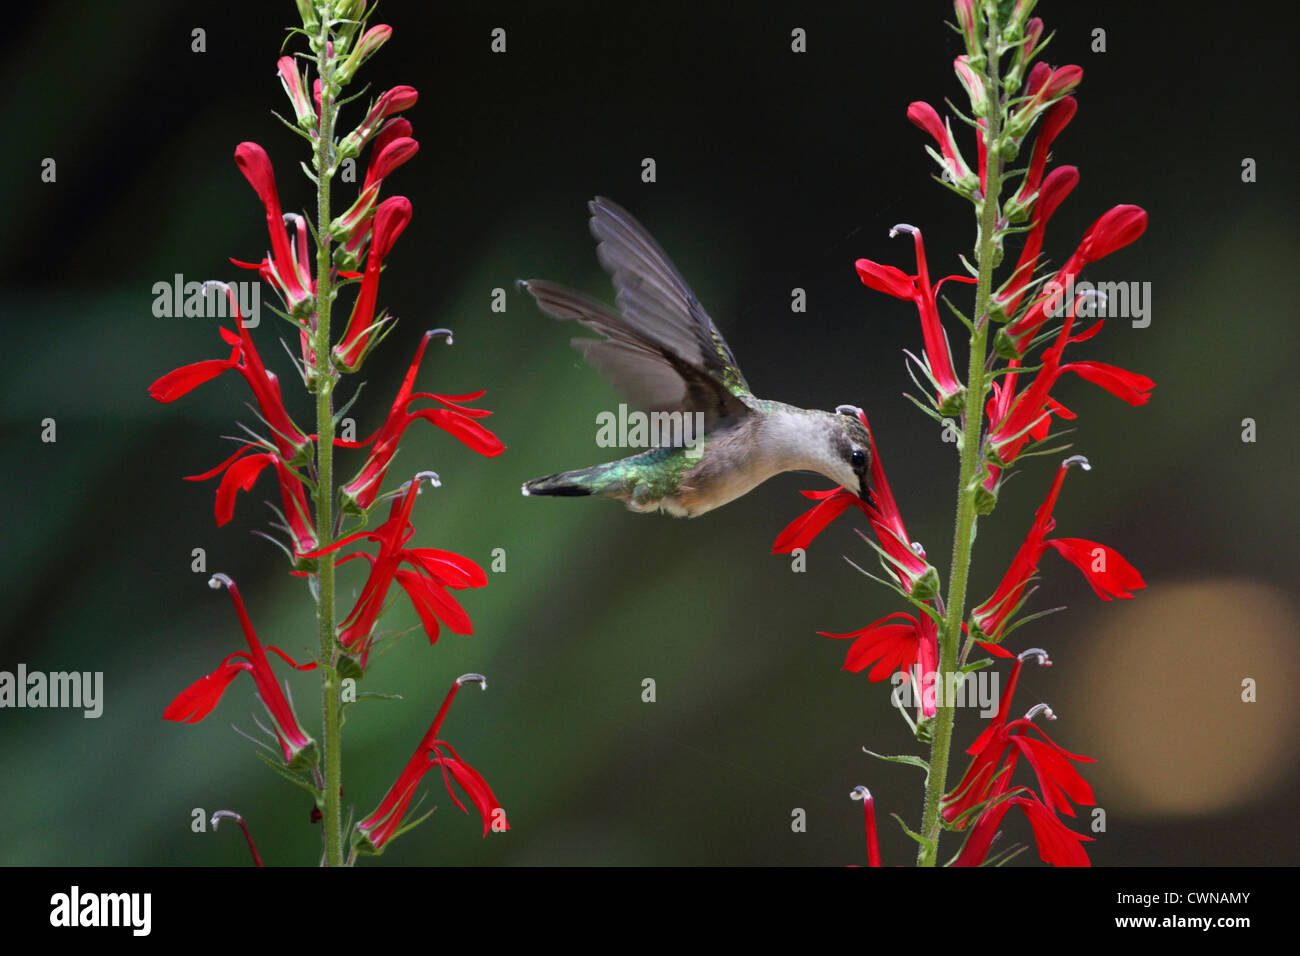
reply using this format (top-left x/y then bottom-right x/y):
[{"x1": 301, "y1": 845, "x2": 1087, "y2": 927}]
[
  {"x1": 915, "y1": 13, "x2": 1005, "y2": 867},
  {"x1": 312, "y1": 20, "x2": 343, "y2": 869}
]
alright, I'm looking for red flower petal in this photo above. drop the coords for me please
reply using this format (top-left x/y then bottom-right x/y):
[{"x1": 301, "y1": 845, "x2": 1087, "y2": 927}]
[
  {"x1": 394, "y1": 568, "x2": 473, "y2": 638},
  {"x1": 1046, "y1": 537, "x2": 1145, "y2": 600},
  {"x1": 148, "y1": 356, "x2": 237, "y2": 403},
  {"x1": 1060, "y1": 360, "x2": 1155, "y2": 405},
  {"x1": 163, "y1": 660, "x2": 248, "y2": 723},
  {"x1": 771, "y1": 489, "x2": 866, "y2": 554},
  {"x1": 1078, "y1": 204, "x2": 1148, "y2": 262},
  {"x1": 855, "y1": 259, "x2": 915, "y2": 300},
  {"x1": 1018, "y1": 796, "x2": 1093, "y2": 866},
  {"x1": 213, "y1": 453, "x2": 276, "y2": 525},
  {"x1": 438, "y1": 755, "x2": 507, "y2": 836},
  {"x1": 405, "y1": 407, "x2": 507, "y2": 456}
]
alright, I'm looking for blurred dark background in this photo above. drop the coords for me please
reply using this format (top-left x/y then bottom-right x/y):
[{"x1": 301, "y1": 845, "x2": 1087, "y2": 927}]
[{"x1": 1, "y1": 1, "x2": 1297, "y2": 866}]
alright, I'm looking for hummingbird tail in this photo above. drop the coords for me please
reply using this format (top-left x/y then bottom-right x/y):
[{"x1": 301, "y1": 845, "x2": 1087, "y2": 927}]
[{"x1": 521, "y1": 471, "x2": 596, "y2": 498}]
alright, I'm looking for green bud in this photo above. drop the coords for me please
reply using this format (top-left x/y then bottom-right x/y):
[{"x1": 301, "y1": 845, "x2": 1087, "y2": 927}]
[
  {"x1": 336, "y1": 653, "x2": 364, "y2": 682},
  {"x1": 1004, "y1": 191, "x2": 1034, "y2": 224},
  {"x1": 295, "y1": 0, "x2": 319, "y2": 32},
  {"x1": 916, "y1": 716, "x2": 936, "y2": 744},
  {"x1": 333, "y1": 243, "x2": 362, "y2": 275},
  {"x1": 993, "y1": 327, "x2": 1023, "y2": 360},
  {"x1": 1003, "y1": 63, "x2": 1024, "y2": 97},
  {"x1": 910, "y1": 565, "x2": 943, "y2": 603},
  {"x1": 938, "y1": 387, "x2": 967, "y2": 417},
  {"x1": 286, "y1": 739, "x2": 319, "y2": 774},
  {"x1": 333, "y1": 0, "x2": 365, "y2": 20}
]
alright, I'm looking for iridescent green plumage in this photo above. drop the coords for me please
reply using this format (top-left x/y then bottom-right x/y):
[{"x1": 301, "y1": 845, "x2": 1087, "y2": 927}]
[{"x1": 522, "y1": 198, "x2": 872, "y2": 518}]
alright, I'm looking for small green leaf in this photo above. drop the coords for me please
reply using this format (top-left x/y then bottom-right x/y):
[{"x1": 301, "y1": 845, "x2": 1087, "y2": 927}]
[
  {"x1": 254, "y1": 750, "x2": 322, "y2": 799},
  {"x1": 863, "y1": 748, "x2": 931, "y2": 782},
  {"x1": 890, "y1": 813, "x2": 935, "y2": 853}
]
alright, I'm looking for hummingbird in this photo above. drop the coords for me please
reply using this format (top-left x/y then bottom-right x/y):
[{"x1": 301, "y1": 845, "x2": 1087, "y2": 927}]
[{"x1": 519, "y1": 197, "x2": 872, "y2": 518}]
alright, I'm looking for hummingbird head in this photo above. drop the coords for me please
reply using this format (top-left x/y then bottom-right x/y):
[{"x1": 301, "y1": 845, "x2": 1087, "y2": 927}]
[{"x1": 819, "y1": 404, "x2": 872, "y2": 501}]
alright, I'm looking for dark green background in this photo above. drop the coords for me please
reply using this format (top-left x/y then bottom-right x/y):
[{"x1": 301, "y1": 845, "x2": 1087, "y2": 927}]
[{"x1": 1, "y1": 1, "x2": 1296, "y2": 866}]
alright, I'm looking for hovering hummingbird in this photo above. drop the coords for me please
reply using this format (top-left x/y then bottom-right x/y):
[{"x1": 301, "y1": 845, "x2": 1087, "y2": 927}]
[{"x1": 519, "y1": 197, "x2": 871, "y2": 518}]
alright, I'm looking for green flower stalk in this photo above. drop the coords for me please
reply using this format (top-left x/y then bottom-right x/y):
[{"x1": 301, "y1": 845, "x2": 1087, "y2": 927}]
[
  {"x1": 777, "y1": 0, "x2": 1151, "y2": 867},
  {"x1": 152, "y1": 0, "x2": 506, "y2": 867}
]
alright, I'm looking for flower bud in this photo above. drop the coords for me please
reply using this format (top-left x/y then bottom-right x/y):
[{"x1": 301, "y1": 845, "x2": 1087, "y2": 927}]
[
  {"x1": 295, "y1": 0, "x2": 318, "y2": 32},
  {"x1": 277, "y1": 56, "x2": 316, "y2": 131},
  {"x1": 910, "y1": 565, "x2": 942, "y2": 602},
  {"x1": 953, "y1": 0, "x2": 979, "y2": 59},
  {"x1": 337, "y1": 24, "x2": 392, "y2": 85},
  {"x1": 1006, "y1": 65, "x2": 1083, "y2": 140},
  {"x1": 338, "y1": 85, "x2": 419, "y2": 157},
  {"x1": 953, "y1": 55, "x2": 987, "y2": 119}
]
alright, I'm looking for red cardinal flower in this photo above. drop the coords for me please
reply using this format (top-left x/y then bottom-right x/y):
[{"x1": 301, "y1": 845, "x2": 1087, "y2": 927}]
[
  {"x1": 164, "y1": 574, "x2": 317, "y2": 768},
  {"x1": 997, "y1": 165, "x2": 1078, "y2": 318},
  {"x1": 944, "y1": 646, "x2": 1095, "y2": 826},
  {"x1": 1003, "y1": 204, "x2": 1148, "y2": 351},
  {"x1": 774, "y1": 409, "x2": 936, "y2": 597},
  {"x1": 232, "y1": 143, "x2": 314, "y2": 314},
  {"x1": 338, "y1": 330, "x2": 505, "y2": 511},
  {"x1": 185, "y1": 443, "x2": 317, "y2": 558},
  {"x1": 355, "y1": 673, "x2": 506, "y2": 853},
  {"x1": 855, "y1": 225, "x2": 975, "y2": 411},
  {"x1": 300, "y1": 473, "x2": 487, "y2": 671},
  {"x1": 333, "y1": 196, "x2": 414, "y2": 370},
  {"x1": 944, "y1": 644, "x2": 1095, "y2": 867},
  {"x1": 988, "y1": 293, "x2": 1154, "y2": 471},
  {"x1": 148, "y1": 284, "x2": 311, "y2": 463},
  {"x1": 953, "y1": 791, "x2": 1093, "y2": 867},
  {"x1": 821, "y1": 610, "x2": 939, "y2": 719},
  {"x1": 972, "y1": 457, "x2": 1144, "y2": 641}
]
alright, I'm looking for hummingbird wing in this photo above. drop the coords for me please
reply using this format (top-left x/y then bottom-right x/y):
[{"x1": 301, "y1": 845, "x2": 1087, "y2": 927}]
[
  {"x1": 587, "y1": 197, "x2": 751, "y2": 401},
  {"x1": 523, "y1": 278, "x2": 748, "y2": 428},
  {"x1": 523, "y1": 197, "x2": 752, "y2": 428}
]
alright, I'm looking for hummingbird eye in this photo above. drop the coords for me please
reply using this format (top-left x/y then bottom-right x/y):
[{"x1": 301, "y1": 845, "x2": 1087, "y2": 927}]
[{"x1": 850, "y1": 449, "x2": 867, "y2": 474}]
